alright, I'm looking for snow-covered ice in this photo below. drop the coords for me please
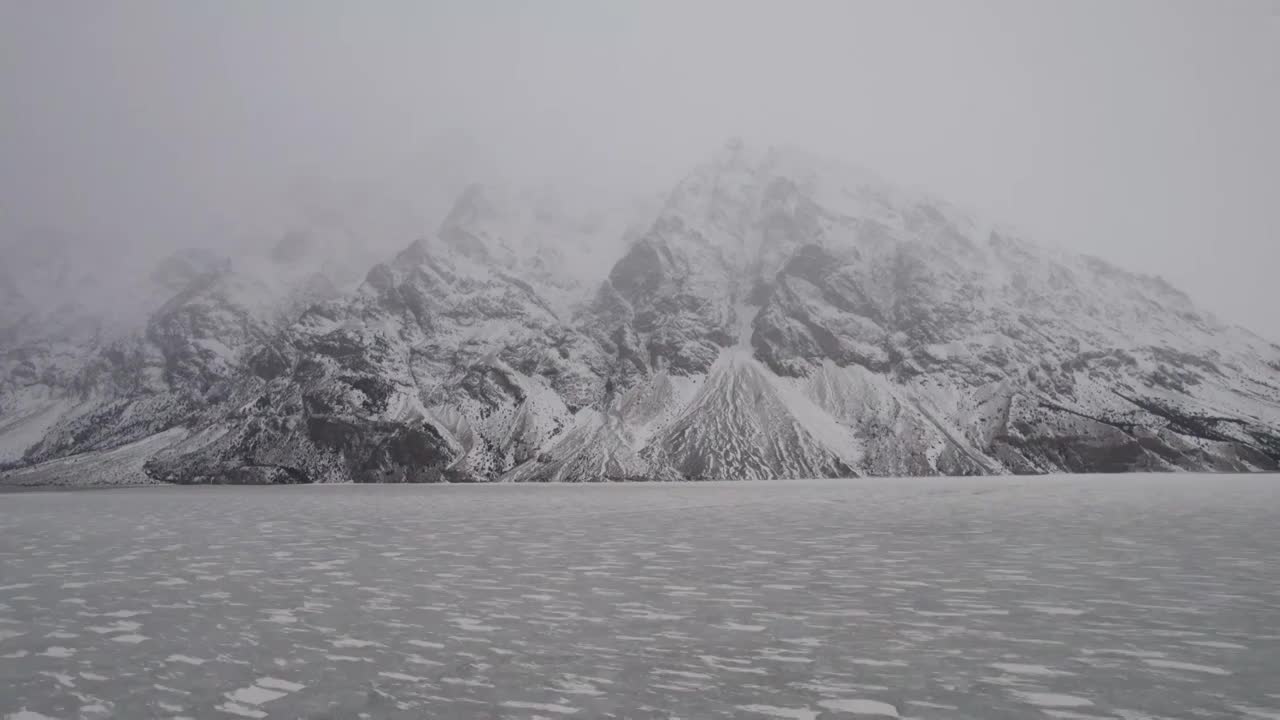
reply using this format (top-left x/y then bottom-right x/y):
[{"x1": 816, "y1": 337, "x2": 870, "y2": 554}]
[{"x1": 1, "y1": 474, "x2": 1278, "y2": 718}]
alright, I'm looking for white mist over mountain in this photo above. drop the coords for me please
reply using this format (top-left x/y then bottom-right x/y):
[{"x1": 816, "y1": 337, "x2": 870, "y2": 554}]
[{"x1": 1, "y1": 2, "x2": 1277, "y2": 340}]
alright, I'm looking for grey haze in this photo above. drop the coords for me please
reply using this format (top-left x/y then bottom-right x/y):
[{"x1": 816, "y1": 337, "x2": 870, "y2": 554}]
[{"x1": 2, "y1": 1, "x2": 1278, "y2": 338}]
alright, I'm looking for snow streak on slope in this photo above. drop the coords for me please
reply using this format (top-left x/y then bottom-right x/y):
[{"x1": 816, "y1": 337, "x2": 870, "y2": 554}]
[
  {"x1": 645, "y1": 344, "x2": 855, "y2": 480},
  {"x1": 638, "y1": 304, "x2": 857, "y2": 480},
  {"x1": 500, "y1": 409, "x2": 663, "y2": 483}
]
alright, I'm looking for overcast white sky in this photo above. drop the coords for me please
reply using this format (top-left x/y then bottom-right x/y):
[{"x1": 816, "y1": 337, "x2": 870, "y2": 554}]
[{"x1": 2, "y1": 1, "x2": 1278, "y2": 338}]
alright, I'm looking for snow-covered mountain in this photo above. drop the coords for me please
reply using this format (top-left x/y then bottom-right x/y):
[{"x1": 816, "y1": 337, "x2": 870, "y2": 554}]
[
  {"x1": 4, "y1": 142, "x2": 1279, "y2": 485},
  {"x1": 0, "y1": 223, "x2": 380, "y2": 470}
]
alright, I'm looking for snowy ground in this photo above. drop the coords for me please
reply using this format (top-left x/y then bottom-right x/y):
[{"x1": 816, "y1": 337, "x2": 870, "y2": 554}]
[{"x1": 1, "y1": 475, "x2": 1278, "y2": 719}]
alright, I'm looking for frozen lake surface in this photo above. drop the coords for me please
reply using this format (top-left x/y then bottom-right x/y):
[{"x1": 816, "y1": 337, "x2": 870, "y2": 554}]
[{"x1": 1, "y1": 475, "x2": 1278, "y2": 719}]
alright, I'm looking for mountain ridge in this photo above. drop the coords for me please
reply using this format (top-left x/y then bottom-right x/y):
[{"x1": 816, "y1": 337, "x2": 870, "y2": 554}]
[{"x1": 4, "y1": 142, "x2": 1279, "y2": 485}]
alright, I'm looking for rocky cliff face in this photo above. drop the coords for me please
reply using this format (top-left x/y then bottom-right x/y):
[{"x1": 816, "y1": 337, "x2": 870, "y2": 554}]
[{"x1": 4, "y1": 143, "x2": 1280, "y2": 484}]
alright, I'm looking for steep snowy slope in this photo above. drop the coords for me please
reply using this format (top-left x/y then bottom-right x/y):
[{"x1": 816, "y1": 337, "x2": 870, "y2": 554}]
[
  {"x1": 4, "y1": 142, "x2": 1279, "y2": 484},
  {"x1": 0, "y1": 146, "x2": 485, "y2": 471},
  {"x1": 137, "y1": 184, "x2": 648, "y2": 483},
  {"x1": 573, "y1": 142, "x2": 1280, "y2": 478},
  {"x1": 0, "y1": 228, "x2": 168, "y2": 465},
  {"x1": 0, "y1": 238, "x2": 348, "y2": 467}
]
